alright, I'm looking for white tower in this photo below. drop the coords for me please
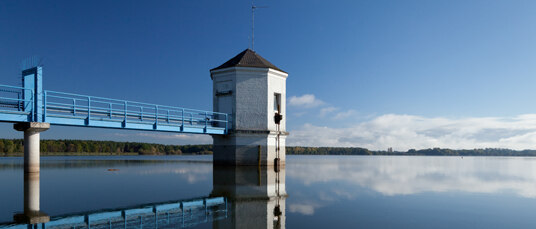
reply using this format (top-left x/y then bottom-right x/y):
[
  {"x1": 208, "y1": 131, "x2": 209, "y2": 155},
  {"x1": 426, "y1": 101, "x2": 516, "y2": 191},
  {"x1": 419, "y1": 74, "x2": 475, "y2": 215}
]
[{"x1": 210, "y1": 49, "x2": 288, "y2": 166}]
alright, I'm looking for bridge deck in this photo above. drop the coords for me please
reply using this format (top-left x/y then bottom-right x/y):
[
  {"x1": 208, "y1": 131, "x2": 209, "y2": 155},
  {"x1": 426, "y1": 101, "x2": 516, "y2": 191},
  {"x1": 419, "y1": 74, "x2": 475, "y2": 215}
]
[{"x1": 0, "y1": 84, "x2": 229, "y2": 135}]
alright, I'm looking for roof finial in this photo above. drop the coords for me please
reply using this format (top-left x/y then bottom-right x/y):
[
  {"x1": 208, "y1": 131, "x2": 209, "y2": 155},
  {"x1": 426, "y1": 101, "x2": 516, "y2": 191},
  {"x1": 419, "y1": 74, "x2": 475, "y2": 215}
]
[{"x1": 251, "y1": 1, "x2": 268, "y2": 51}]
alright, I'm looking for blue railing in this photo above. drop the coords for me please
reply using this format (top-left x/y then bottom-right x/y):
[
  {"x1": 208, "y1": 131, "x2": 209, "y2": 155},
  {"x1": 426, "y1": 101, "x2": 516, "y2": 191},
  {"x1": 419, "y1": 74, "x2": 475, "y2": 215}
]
[
  {"x1": 43, "y1": 90, "x2": 228, "y2": 134},
  {"x1": 0, "y1": 196, "x2": 228, "y2": 229},
  {"x1": 0, "y1": 83, "x2": 229, "y2": 135},
  {"x1": 0, "y1": 84, "x2": 34, "y2": 122}
]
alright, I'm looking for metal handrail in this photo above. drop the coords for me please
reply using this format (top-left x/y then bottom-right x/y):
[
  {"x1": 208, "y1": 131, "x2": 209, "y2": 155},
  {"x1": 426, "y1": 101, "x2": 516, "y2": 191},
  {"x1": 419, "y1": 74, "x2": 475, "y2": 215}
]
[
  {"x1": 46, "y1": 90, "x2": 228, "y2": 115},
  {"x1": 0, "y1": 83, "x2": 229, "y2": 134},
  {"x1": 0, "y1": 84, "x2": 34, "y2": 116},
  {"x1": 43, "y1": 89, "x2": 229, "y2": 132}
]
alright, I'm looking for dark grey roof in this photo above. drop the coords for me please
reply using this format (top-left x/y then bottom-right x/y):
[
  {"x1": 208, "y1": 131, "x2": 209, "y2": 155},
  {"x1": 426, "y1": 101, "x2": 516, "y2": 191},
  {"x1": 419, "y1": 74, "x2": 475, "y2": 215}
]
[{"x1": 211, "y1": 49, "x2": 286, "y2": 73}]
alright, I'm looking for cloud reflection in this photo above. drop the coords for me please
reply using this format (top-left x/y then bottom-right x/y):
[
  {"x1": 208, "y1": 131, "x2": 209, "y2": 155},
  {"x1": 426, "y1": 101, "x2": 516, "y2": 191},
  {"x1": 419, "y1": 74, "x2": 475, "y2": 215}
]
[{"x1": 288, "y1": 156, "x2": 536, "y2": 198}]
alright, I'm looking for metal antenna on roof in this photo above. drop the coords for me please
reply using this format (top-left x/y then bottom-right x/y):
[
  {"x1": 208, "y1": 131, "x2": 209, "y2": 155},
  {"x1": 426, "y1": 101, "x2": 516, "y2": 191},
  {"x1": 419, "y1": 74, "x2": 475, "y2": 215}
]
[{"x1": 251, "y1": 1, "x2": 268, "y2": 51}]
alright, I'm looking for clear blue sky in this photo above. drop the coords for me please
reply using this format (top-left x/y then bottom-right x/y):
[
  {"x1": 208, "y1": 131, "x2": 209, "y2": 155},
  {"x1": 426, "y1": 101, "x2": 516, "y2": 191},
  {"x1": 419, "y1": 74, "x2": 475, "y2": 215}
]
[{"x1": 1, "y1": 0, "x2": 536, "y2": 149}]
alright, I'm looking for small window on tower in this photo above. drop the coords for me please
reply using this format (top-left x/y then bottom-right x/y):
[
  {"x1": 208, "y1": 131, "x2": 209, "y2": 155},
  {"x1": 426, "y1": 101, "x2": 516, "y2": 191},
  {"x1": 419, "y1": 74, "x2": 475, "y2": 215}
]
[{"x1": 274, "y1": 93, "x2": 281, "y2": 113}]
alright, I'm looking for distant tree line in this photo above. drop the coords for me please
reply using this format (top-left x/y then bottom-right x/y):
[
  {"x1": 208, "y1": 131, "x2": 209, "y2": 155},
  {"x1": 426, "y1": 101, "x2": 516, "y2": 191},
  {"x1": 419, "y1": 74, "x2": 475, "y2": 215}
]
[
  {"x1": 287, "y1": 146, "x2": 536, "y2": 156},
  {"x1": 0, "y1": 139, "x2": 212, "y2": 156},
  {"x1": 286, "y1": 146, "x2": 372, "y2": 155},
  {"x1": 2, "y1": 139, "x2": 536, "y2": 157}
]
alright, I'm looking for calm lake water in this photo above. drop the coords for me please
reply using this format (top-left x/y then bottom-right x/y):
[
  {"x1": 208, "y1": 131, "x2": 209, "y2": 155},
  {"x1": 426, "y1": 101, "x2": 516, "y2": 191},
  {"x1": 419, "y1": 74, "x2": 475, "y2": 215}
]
[{"x1": 2, "y1": 155, "x2": 536, "y2": 228}]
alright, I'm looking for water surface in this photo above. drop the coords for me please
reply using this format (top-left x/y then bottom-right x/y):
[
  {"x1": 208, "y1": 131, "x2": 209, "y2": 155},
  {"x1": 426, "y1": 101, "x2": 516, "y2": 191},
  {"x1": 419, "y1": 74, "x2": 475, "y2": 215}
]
[{"x1": 1, "y1": 155, "x2": 536, "y2": 228}]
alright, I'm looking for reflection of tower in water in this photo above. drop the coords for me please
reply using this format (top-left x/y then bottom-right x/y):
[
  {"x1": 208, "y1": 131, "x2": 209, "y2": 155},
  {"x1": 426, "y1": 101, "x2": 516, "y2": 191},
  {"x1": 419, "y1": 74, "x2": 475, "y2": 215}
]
[{"x1": 211, "y1": 166, "x2": 287, "y2": 229}]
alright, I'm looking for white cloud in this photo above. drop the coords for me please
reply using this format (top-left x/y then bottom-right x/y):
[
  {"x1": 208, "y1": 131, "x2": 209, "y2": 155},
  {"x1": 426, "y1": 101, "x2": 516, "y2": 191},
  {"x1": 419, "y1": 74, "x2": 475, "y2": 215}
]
[
  {"x1": 287, "y1": 114, "x2": 536, "y2": 150},
  {"x1": 288, "y1": 203, "x2": 317, "y2": 215},
  {"x1": 333, "y1": 109, "x2": 358, "y2": 120},
  {"x1": 319, "y1": 107, "x2": 337, "y2": 117},
  {"x1": 288, "y1": 94, "x2": 325, "y2": 108}
]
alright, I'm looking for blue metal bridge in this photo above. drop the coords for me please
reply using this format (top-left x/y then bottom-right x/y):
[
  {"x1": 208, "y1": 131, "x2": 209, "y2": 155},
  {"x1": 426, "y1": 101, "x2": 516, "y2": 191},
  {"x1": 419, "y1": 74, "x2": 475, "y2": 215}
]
[
  {"x1": 0, "y1": 196, "x2": 228, "y2": 229},
  {"x1": 0, "y1": 66, "x2": 229, "y2": 135}
]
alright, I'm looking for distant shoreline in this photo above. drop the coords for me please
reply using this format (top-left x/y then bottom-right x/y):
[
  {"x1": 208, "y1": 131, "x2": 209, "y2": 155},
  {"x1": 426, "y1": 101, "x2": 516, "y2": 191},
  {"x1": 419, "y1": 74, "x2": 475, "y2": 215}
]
[{"x1": 1, "y1": 139, "x2": 536, "y2": 157}]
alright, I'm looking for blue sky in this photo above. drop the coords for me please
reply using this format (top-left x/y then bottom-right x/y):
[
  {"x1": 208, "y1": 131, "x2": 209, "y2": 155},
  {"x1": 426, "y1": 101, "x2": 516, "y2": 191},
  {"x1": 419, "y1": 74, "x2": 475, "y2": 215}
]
[{"x1": 1, "y1": 0, "x2": 536, "y2": 150}]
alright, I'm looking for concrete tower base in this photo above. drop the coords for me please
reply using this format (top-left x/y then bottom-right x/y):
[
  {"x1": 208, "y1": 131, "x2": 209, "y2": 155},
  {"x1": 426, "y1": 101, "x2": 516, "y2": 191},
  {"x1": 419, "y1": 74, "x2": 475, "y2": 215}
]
[{"x1": 213, "y1": 130, "x2": 287, "y2": 166}]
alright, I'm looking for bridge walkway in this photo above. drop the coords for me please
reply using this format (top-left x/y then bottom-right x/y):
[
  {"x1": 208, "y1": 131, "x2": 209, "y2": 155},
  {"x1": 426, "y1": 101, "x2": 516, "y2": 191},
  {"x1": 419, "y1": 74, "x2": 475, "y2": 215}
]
[{"x1": 0, "y1": 84, "x2": 229, "y2": 135}]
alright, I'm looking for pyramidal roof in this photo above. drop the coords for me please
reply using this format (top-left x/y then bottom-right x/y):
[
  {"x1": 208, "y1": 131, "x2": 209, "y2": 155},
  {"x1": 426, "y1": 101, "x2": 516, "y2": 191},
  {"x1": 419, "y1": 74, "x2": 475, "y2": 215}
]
[{"x1": 211, "y1": 49, "x2": 285, "y2": 73}]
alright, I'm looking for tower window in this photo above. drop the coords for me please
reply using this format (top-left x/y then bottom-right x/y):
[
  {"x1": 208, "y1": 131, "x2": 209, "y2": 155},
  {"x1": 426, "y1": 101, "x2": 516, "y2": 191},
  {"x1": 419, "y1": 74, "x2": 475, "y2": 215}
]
[{"x1": 274, "y1": 93, "x2": 281, "y2": 112}]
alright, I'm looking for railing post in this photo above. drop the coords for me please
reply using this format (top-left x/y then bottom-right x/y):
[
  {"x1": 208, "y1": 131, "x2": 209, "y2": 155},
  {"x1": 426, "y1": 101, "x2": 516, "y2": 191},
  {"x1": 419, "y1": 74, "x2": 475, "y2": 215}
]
[
  {"x1": 109, "y1": 103, "x2": 112, "y2": 118},
  {"x1": 87, "y1": 97, "x2": 91, "y2": 125},
  {"x1": 72, "y1": 98, "x2": 76, "y2": 116},
  {"x1": 204, "y1": 199, "x2": 208, "y2": 222},
  {"x1": 154, "y1": 105, "x2": 158, "y2": 129},
  {"x1": 31, "y1": 91, "x2": 35, "y2": 122},
  {"x1": 155, "y1": 106, "x2": 158, "y2": 124},
  {"x1": 167, "y1": 110, "x2": 170, "y2": 123},
  {"x1": 123, "y1": 101, "x2": 127, "y2": 128},
  {"x1": 204, "y1": 112, "x2": 208, "y2": 131},
  {"x1": 43, "y1": 91, "x2": 47, "y2": 122},
  {"x1": 17, "y1": 92, "x2": 21, "y2": 112},
  {"x1": 140, "y1": 106, "x2": 143, "y2": 122},
  {"x1": 181, "y1": 108, "x2": 184, "y2": 130},
  {"x1": 225, "y1": 114, "x2": 228, "y2": 133}
]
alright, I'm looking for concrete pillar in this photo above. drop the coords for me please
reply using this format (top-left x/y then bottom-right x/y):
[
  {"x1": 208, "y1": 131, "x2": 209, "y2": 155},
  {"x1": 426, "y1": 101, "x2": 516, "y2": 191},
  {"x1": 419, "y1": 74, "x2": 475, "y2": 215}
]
[
  {"x1": 14, "y1": 122, "x2": 50, "y2": 173},
  {"x1": 24, "y1": 130, "x2": 41, "y2": 173},
  {"x1": 13, "y1": 122, "x2": 50, "y2": 224}
]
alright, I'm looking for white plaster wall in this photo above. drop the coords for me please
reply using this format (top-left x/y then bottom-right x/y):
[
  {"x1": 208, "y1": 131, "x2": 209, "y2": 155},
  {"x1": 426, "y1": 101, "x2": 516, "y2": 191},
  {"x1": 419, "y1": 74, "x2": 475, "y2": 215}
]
[
  {"x1": 267, "y1": 69, "x2": 288, "y2": 132},
  {"x1": 212, "y1": 72, "x2": 236, "y2": 129}
]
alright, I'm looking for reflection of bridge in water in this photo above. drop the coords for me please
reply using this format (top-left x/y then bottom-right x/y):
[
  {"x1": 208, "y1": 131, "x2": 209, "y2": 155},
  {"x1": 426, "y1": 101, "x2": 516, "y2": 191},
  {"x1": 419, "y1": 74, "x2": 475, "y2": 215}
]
[
  {"x1": 1, "y1": 196, "x2": 227, "y2": 229},
  {"x1": 0, "y1": 160, "x2": 287, "y2": 229}
]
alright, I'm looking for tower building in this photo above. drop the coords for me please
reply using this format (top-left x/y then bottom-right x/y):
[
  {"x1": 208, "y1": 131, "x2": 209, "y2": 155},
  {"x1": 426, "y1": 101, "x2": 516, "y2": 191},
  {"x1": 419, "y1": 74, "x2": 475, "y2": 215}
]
[{"x1": 210, "y1": 49, "x2": 288, "y2": 166}]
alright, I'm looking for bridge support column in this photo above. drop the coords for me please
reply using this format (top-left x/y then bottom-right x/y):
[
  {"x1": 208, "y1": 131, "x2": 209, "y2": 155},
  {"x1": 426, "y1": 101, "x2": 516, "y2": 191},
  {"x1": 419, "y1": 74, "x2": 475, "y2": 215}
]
[
  {"x1": 13, "y1": 122, "x2": 50, "y2": 224},
  {"x1": 14, "y1": 122, "x2": 50, "y2": 173}
]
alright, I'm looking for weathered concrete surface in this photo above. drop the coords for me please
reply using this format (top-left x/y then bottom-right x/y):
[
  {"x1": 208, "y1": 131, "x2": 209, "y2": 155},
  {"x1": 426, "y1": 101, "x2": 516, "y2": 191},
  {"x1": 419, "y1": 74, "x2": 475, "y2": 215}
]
[
  {"x1": 13, "y1": 122, "x2": 50, "y2": 173},
  {"x1": 213, "y1": 131, "x2": 287, "y2": 166},
  {"x1": 14, "y1": 211, "x2": 50, "y2": 224},
  {"x1": 13, "y1": 122, "x2": 50, "y2": 132}
]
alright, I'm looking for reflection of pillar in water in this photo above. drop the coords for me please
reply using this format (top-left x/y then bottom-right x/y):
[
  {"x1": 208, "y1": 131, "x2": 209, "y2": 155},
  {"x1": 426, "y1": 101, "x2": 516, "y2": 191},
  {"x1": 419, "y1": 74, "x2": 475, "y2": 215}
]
[
  {"x1": 25, "y1": 172, "x2": 40, "y2": 213},
  {"x1": 212, "y1": 166, "x2": 287, "y2": 229},
  {"x1": 14, "y1": 172, "x2": 50, "y2": 224}
]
